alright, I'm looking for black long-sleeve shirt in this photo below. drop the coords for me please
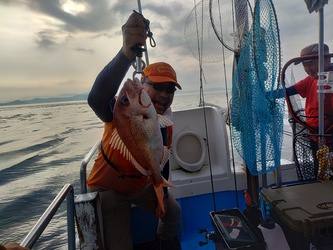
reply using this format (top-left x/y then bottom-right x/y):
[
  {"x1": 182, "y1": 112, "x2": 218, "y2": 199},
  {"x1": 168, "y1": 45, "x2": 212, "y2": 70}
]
[{"x1": 88, "y1": 50, "x2": 132, "y2": 122}]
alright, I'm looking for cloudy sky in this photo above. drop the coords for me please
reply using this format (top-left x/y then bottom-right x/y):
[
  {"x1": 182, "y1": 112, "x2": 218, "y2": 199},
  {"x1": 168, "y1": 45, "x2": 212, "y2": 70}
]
[{"x1": 0, "y1": 0, "x2": 332, "y2": 102}]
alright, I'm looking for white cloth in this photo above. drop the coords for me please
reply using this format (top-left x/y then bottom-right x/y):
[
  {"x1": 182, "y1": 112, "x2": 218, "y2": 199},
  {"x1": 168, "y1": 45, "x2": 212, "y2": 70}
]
[
  {"x1": 164, "y1": 107, "x2": 173, "y2": 120},
  {"x1": 258, "y1": 223, "x2": 290, "y2": 250}
]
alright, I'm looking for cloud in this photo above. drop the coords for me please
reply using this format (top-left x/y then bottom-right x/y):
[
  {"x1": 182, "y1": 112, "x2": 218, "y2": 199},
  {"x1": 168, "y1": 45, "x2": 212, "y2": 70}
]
[
  {"x1": 0, "y1": 0, "x2": 26, "y2": 6},
  {"x1": 76, "y1": 47, "x2": 94, "y2": 54},
  {"x1": 4, "y1": 0, "x2": 121, "y2": 51},
  {"x1": 27, "y1": 0, "x2": 122, "y2": 32},
  {"x1": 1, "y1": 0, "x2": 332, "y2": 102},
  {"x1": 35, "y1": 29, "x2": 73, "y2": 49}
]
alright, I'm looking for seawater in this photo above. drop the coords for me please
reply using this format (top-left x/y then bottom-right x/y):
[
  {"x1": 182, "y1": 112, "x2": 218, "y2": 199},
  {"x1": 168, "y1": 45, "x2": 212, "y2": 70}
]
[{"x1": 0, "y1": 92, "x2": 292, "y2": 249}]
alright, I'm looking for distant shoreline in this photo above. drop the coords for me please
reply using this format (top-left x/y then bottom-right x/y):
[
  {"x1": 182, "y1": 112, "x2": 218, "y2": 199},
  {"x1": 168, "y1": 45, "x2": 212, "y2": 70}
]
[
  {"x1": 0, "y1": 88, "x2": 225, "y2": 107},
  {"x1": 0, "y1": 93, "x2": 89, "y2": 107}
]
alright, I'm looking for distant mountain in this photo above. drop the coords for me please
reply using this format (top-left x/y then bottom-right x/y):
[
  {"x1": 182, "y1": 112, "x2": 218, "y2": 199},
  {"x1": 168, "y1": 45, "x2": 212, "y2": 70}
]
[
  {"x1": 0, "y1": 87, "x2": 225, "y2": 107},
  {"x1": 0, "y1": 93, "x2": 88, "y2": 106}
]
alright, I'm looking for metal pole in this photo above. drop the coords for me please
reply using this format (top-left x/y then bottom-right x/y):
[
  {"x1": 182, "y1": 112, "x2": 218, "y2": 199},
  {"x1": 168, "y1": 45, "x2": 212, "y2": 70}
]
[
  {"x1": 137, "y1": 0, "x2": 149, "y2": 65},
  {"x1": 20, "y1": 184, "x2": 75, "y2": 249},
  {"x1": 67, "y1": 188, "x2": 75, "y2": 250},
  {"x1": 318, "y1": 7, "x2": 325, "y2": 143},
  {"x1": 80, "y1": 140, "x2": 101, "y2": 194}
]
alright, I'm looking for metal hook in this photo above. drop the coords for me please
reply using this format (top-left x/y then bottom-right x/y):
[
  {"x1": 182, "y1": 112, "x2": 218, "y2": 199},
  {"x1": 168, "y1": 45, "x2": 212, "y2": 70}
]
[{"x1": 131, "y1": 45, "x2": 146, "y2": 81}]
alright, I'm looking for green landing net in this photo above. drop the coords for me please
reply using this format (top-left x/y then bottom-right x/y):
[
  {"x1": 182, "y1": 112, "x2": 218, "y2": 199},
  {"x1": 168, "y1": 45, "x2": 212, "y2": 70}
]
[{"x1": 231, "y1": 0, "x2": 284, "y2": 176}]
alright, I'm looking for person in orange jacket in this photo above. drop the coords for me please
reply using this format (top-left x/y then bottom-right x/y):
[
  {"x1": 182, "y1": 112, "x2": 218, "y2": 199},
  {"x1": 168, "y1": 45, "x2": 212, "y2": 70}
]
[{"x1": 86, "y1": 12, "x2": 182, "y2": 250}]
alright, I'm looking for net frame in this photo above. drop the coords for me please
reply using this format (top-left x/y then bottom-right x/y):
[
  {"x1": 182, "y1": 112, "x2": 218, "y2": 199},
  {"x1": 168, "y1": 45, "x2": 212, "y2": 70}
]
[
  {"x1": 209, "y1": 0, "x2": 254, "y2": 53},
  {"x1": 230, "y1": 0, "x2": 283, "y2": 176},
  {"x1": 184, "y1": 0, "x2": 232, "y2": 63}
]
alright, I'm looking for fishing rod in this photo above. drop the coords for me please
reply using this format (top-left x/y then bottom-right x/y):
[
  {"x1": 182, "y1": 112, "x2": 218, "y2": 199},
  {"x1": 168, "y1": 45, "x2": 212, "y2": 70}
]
[
  {"x1": 132, "y1": 0, "x2": 156, "y2": 81},
  {"x1": 136, "y1": 0, "x2": 150, "y2": 65}
]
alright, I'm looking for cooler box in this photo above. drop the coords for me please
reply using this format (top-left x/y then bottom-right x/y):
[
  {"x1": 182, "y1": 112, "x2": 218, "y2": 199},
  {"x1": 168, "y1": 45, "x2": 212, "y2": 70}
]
[{"x1": 261, "y1": 181, "x2": 333, "y2": 250}]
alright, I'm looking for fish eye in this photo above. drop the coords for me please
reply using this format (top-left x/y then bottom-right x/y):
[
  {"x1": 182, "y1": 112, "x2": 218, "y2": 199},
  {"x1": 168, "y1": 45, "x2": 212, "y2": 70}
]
[{"x1": 120, "y1": 96, "x2": 129, "y2": 105}]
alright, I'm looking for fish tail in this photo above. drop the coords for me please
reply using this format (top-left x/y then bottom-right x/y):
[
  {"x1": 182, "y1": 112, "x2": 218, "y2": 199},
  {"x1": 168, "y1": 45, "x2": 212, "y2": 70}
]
[{"x1": 154, "y1": 177, "x2": 175, "y2": 218}]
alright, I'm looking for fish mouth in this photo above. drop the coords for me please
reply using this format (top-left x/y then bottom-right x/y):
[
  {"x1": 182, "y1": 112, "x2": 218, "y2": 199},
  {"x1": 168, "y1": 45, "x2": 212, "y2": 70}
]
[{"x1": 139, "y1": 87, "x2": 152, "y2": 108}]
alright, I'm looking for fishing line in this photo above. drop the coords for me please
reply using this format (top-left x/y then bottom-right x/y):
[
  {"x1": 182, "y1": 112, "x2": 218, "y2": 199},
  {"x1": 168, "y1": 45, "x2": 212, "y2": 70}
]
[
  {"x1": 193, "y1": 0, "x2": 217, "y2": 211},
  {"x1": 208, "y1": 0, "x2": 240, "y2": 208},
  {"x1": 216, "y1": 0, "x2": 240, "y2": 208},
  {"x1": 209, "y1": 0, "x2": 256, "y2": 207}
]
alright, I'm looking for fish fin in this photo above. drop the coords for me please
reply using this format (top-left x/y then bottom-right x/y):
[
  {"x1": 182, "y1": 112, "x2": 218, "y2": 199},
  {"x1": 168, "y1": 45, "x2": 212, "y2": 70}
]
[
  {"x1": 110, "y1": 129, "x2": 132, "y2": 160},
  {"x1": 157, "y1": 114, "x2": 173, "y2": 128},
  {"x1": 160, "y1": 146, "x2": 171, "y2": 171},
  {"x1": 110, "y1": 129, "x2": 151, "y2": 176},
  {"x1": 154, "y1": 177, "x2": 175, "y2": 218},
  {"x1": 131, "y1": 156, "x2": 152, "y2": 176}
]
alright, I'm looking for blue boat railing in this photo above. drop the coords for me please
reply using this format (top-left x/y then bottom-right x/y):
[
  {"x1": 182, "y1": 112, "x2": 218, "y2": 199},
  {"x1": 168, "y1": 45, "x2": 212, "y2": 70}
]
[
  {"x1": 80, "y1": 140, "x2": 101, "y2": 194},
  {"x1": 20, "y1": 184, "x2": 76, "y2": 250}
]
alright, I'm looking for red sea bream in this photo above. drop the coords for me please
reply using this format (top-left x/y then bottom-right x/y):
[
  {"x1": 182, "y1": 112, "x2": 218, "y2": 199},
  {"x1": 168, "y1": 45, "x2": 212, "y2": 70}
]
[{"x1": 111, "y1": 78, "x2": 174, "y2": 218}]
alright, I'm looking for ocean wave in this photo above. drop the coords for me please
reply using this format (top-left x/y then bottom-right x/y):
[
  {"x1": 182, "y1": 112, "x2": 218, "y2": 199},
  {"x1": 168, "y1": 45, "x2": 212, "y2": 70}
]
[{"x1": 0, "y1": 137, "x2": 65, "y2": 178}]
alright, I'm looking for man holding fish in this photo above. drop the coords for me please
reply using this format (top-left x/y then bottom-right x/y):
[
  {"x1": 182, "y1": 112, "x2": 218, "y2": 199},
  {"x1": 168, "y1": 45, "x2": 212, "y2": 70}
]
[{"x1": 87, "y1": 12, "x2": 182, "y2": 250}]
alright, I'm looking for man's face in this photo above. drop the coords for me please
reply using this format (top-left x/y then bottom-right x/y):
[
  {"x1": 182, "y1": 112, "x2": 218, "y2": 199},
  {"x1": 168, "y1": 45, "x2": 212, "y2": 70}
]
[
  {"x1": 302, "y1": 58, "x2": 331, "y2": 79},
  {"x1": 142, "y1": 78, "x2": 175, "y2": 115},
  {"x1": 302, "y1": 60, "x2": 319, "y2": 78}
]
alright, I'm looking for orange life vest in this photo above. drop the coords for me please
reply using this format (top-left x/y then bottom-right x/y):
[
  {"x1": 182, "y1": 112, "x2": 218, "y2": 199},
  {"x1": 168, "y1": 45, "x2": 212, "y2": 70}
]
[{"x1": 87, "y1": 121, "x2": 173, "y2": 196}]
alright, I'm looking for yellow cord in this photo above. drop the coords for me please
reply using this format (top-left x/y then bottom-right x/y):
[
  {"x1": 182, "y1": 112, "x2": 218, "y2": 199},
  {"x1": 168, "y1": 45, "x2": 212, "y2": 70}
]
[{"x1": 316, "y1": 145, "x2": 330, "y2": 181}]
